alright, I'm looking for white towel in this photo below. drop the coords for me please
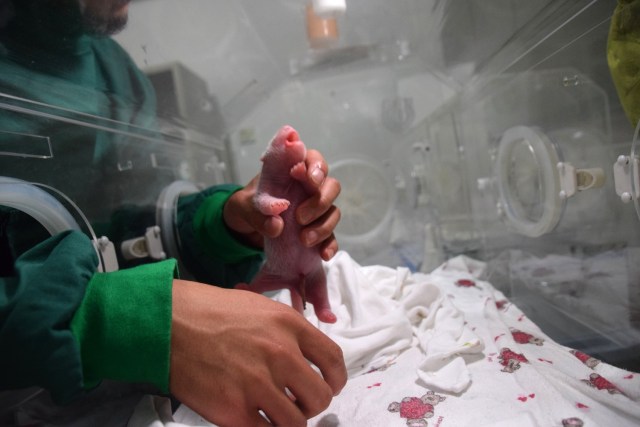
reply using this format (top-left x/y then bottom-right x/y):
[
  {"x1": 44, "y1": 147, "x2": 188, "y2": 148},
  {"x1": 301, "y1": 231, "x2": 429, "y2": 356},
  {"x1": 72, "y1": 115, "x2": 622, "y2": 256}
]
[
  {"x1": 128, "y1": 253, "x2": 640, "y2": 427},
  {"x1": 275, "y1": 251, "x2": 484, "y2": 391},
  {"x1": 128, "y1": 396, "x2": 192, "y2": 427}
]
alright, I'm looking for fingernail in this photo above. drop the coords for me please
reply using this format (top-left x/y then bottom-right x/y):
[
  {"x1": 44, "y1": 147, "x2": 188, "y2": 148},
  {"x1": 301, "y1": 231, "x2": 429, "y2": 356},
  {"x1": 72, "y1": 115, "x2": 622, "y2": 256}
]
[
  {"x1": 311, "y1": 165, "x2": 325, "y2": 185},
  {"x1": 305, "y1": 230, "x2": 318, "y2": 246},
  {"x1": 325, "y1": 248, "x2": 335, "y2": 259},
  {"x1": 264, "y1": 217, "x2": 281, "y2": 237},
  {"x1": 299, "y1": 210, "x2": 312, "y2": 225}
]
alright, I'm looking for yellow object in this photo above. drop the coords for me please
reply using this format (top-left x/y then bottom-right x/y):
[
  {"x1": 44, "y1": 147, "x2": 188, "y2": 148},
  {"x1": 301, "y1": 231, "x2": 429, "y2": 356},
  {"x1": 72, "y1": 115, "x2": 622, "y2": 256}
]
[{"x1": 608, "y1": 0, "x2": 640, "y2": 127}]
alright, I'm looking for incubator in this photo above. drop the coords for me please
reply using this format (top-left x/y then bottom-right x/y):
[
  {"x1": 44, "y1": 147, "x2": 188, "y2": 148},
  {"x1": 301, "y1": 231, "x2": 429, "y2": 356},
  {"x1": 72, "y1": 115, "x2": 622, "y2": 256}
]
[{"x1": 1, "y1": 0, "x2": 640, "y2": 423}]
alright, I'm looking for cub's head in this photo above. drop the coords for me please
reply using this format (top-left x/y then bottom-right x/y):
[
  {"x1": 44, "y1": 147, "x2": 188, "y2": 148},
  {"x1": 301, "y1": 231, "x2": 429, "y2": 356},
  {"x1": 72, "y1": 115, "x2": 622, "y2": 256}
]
[{"x1": 261, "y1": 125, "x2": 307, "y2": 168}]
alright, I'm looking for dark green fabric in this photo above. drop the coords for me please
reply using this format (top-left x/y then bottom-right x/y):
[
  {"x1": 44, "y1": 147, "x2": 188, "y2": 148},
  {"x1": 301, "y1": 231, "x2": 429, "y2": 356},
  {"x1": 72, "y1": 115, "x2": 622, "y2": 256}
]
[
  {"x1": 0, "y1": 0, "x2": 263, "y2": 276},
  {"x1": 193, "y1": 186, "x2": 262, "y2": 263},
  {"x1": 0, "y1": 230, "x2": 98, "y2": 404},
  {"x1": 0, "y1": 0, "x2": 264, "y2": 404},
  {"x1": 608, "y1": 0, "x2": 640, "y2": 127},
  {"x1": 0, "y1": 206, "x2": 52, "y2": 272},
  {"x1": 0, "y1": 0, "x2": 168, "y2": 229},
  {"x1": 177, "y1": 186, "x2": 263, "y2": 287},
  {"x1": 70, "y1": 259, "x2": 176, "y2": 393}
]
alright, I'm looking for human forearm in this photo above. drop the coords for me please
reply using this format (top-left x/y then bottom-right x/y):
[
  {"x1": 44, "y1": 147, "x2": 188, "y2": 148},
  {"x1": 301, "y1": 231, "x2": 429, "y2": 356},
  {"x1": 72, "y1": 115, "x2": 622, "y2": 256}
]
[
  {"x1": 0, "y1": 230, "x2": 97, "y2": 403},
  {"x1": 70, "y1": 259, "x2": 177, "y2": 393},
  {"x1": 175, "y1": 185, "x2": 264, "y2": 286}
]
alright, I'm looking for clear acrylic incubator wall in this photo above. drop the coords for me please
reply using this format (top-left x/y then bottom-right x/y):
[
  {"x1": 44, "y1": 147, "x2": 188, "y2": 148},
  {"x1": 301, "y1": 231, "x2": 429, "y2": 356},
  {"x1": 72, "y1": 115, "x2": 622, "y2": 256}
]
[
  {"x1": 0, "y1": 0, "x2": 638, "y2": 374},
  {"x1": 0, "y1": 10, "x2": 232, "y2": 272},
  {"x1": 405, "y1": 0, "x2": 640, "y2": 369}
]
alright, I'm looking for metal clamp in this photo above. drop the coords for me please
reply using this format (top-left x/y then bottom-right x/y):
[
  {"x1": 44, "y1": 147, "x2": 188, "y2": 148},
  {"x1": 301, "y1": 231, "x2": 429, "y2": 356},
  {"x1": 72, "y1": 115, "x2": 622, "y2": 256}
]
[
  {"x1": 613, "y1": 155, "x2": 640, "y2": 203},
  {"x1": 120, "y1": 226, "x2": 166, "y2": 261},
  {"x1": 557, "y1": 161, "x2": 605, "y2": 200},
  {"x1": 93, "y1": 236, "x2": 119, "y2": 272}
]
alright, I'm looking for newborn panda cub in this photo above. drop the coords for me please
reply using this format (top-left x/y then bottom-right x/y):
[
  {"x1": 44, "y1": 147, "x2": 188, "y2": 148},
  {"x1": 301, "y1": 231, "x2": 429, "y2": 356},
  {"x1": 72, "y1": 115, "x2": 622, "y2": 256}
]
[{"x1": 236, "y1": 125, "x2": 337, "y2": 324}]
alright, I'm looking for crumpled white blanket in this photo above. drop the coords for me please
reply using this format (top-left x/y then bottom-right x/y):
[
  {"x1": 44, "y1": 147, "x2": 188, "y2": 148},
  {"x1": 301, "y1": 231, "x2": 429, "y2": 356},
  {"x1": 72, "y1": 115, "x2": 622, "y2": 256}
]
[
  {"x1": 274, "y1": 251, "x2": 485, "y2": 393},
  {"x1": 128, "y1": 252, "x2": 640, "y2": 427}
]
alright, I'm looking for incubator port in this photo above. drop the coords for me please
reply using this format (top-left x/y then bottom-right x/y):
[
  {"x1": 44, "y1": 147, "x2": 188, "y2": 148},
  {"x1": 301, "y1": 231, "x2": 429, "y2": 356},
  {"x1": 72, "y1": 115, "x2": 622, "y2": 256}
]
[
  {"x1": 0, "y1": 177, "x2": 80, "y2": 235},
  {"x1": 495, "y1": 126, "x2": 564, "y2": 238},
  {"x1": 155, "y1": 180, "x2": 201, "y2": 277},
  {"x1": 0, "y1": 177, "x2": 118, "y2": 272},
  {"x1": 495, "y1": 126, "x2": 616, "y2": 239}
]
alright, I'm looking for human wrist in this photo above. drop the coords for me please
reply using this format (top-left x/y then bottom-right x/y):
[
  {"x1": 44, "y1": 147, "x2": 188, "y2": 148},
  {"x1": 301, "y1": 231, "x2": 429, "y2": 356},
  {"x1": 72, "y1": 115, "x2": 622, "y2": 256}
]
[
  {"x1": 70, "y1": 259, "x2": 176, "y2": 392},
  {"x1": 223, "y1": 189, "x2": 264, "y2": 249},
  {"x1": 191, "y1": 187, "x2": 263, "y2": 262}
]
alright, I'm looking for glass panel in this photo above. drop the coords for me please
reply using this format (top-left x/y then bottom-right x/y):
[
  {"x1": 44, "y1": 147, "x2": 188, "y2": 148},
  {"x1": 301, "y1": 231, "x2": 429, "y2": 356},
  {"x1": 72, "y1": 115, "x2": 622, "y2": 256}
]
[{"x1": 0, "y1": 0, "x2": 636, "y2": 376}]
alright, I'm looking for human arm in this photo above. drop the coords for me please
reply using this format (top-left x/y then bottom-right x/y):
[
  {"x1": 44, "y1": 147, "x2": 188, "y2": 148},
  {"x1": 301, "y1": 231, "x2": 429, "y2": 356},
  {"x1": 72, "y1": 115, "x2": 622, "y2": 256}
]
[
  {"x1": 1, "y1": 218, "x2": 346, "y2": 426},
  {"x1": 72, "y1": 257, "x2": 347, "y2": 426},
  {"x1": 0, "y1": 207, "x2": 176, "y2": 401},
  {"x1": 169, "y1": 278, "x2": 347, "y2": 426},
  {"x1": 175, "y1": 184, "x2": 265, "y2": 287},
  {"x1": 0, "y1": 229, "x2": 98, "y2": 404}
]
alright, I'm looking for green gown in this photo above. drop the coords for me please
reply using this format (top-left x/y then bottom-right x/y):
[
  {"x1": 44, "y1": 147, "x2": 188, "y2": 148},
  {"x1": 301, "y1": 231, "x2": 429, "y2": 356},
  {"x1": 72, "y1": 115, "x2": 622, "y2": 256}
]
[{"x1": 0, "y1": 0, "x2": 262, "y2": 403}]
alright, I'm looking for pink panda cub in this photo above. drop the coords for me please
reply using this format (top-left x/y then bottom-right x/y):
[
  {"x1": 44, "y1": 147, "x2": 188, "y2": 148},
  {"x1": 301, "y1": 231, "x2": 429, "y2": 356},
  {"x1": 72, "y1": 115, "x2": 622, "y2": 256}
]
[{"x1": 236, "y1": 125, "x2": 337, "y2": 324}]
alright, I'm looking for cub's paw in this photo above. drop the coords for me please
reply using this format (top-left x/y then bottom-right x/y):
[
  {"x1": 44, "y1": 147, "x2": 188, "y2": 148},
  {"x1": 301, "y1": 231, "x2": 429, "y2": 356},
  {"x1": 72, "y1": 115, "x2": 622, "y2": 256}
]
[
  {"x1": 290, "y1": 161, "x2": 307, "y2": 181},
  {"x1": 267, "y1": 199, "x2": 290, "y2": 215},
  {"x1": 255, "y1": 194, "x2": 291, "y2": 215}
]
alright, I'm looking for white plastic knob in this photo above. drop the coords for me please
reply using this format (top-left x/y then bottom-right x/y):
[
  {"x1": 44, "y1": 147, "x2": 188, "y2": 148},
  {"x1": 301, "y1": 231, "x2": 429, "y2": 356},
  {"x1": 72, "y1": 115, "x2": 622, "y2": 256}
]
[
  {"x1": 617, "y1": 155, "x2": 629, "y2": 166},
  {"x1": 312, "y1": 0, "x2": 346, "y2": 16}
]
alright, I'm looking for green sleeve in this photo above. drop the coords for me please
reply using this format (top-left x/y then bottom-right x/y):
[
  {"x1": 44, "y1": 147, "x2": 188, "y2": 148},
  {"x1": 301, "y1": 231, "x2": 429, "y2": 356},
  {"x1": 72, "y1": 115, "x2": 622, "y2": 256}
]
[
  {"x1": 0, "y1": 230, "x2": 98, "y2": 404},
  {"x1": 176, "y1": 185, "x2": 264, "y2": 287},
  {"x1": 608, "y1": 0, "x2": 640, "y2": 126},
  {"x1": 70, "y1": 259, "x2": 176, "y2": 393}
]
